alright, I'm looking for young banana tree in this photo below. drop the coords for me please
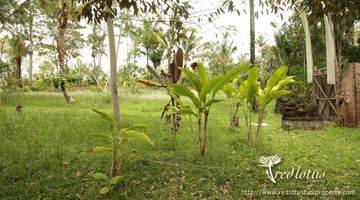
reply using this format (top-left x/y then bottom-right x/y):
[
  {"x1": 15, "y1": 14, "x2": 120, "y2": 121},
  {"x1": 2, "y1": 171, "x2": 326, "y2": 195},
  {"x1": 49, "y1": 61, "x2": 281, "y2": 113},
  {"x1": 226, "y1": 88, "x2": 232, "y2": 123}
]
[
  {"x1": 238, "y1": 67, "x2": 260, "y2": 145},
  {"x1": 169, "y1": 63, "x2": 250, "y2": 156},
  {"x1": 91, "y1": 109, "x2": 153, "y2": 194},
  {"x1": 255, "y1": 66, "x2": 294, "y2": 144}
]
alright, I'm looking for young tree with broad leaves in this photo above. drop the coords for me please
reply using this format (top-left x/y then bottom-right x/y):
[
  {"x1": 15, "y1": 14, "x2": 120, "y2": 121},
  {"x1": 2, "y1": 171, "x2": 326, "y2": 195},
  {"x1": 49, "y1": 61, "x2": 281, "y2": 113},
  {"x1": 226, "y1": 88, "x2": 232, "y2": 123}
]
[{"x1": 78, "y1": 0, "x2": 190, "y2": 177}]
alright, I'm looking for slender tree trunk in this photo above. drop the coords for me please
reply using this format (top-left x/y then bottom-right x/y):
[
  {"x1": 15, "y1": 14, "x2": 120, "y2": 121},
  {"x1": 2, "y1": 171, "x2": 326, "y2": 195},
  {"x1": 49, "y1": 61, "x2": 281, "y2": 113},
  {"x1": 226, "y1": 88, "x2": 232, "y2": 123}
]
[
  {"x1": 255, "y1": 109, "x2": 265, "y2": 144},
  {"x1": 28, "y1": 3, "x2": 34, "y2": 82},
  {"x1": 146, "y1": 48, "x2": 149, "y2": 67},
  {"x1": 16, "y1": 55, "x2": 22, "y2": 88},
  {"x1": 110, "y1": 136, "x2": 118, "y2": 178},
  {"x1": 57, "y1": 2, "x2": 73, "y2": 103},
  {"x1": 197, "y1": 116, "x2": 203, "y2": 156},
  {"x1": 171, "y1": 98, "x2": 177, "y2": 135},
  {"x1": 106, "y1": 6, "x2": 121, "y2": 178},
  {"x1": 199, "y1": 110, "x2": 209, "y2": 156},
  {"x1": 249, "y1": 0, "x2": 255, "y2": 64},
  {"x1": 247, "y1": 107, "x2": 252, "y2": 145},
  {"x1": 231, "y1": 102, "x2": 240, "y2": 128},
  {"x1": 106, "y1": 10, "x2": 121, "y2": 122}
]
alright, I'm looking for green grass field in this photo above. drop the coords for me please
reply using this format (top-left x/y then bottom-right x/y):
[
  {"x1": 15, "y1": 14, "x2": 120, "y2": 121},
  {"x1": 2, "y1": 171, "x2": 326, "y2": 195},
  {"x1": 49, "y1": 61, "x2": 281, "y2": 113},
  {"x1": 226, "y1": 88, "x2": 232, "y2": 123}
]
[{"x1": 0, "y1": 88, "x2": 359, "y2": 199}]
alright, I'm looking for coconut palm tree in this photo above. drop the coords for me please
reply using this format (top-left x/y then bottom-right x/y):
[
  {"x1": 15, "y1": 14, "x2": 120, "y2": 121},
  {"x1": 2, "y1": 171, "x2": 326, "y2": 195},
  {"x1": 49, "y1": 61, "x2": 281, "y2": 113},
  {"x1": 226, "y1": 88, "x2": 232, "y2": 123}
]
[{"x1": 249, "y1": 0, "x2": 255, "y2": 65}]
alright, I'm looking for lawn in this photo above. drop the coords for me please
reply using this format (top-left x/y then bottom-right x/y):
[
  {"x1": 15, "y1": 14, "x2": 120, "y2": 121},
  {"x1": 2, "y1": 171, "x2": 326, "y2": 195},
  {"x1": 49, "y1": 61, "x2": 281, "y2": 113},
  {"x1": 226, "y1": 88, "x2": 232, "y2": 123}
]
[{"x1": 0, "y1": 88, "x2": 359, "y2": 199}]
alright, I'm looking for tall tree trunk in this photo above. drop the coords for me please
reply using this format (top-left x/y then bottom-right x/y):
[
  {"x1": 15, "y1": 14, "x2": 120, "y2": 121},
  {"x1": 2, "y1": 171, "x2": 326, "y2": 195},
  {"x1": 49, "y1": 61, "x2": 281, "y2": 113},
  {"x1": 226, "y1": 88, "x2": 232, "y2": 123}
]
[
  {"x1": 15, "y1": 55, "x2": 22, "y2": 88},
  {"x1": 106, "y1": 6, "x2": 121, "y2": 178},
  {"x1": 249, "y1": 0, "x2": 255, "y2": 64},
  {"x1": 106, "y1": 11, "x2": 121, "y2": 123},
  {"x1": 249, "y1": 0, "x2": 258, "y2": 111},
  {"x1": 14, "y1": 36, "x2": 23, "y2": 88},
  {"x1": 57, "y1": 2, "x2": 73, "y2": 103},
  {"x1": 28, "y1": 1, "x2": 34, "y2": 82}
]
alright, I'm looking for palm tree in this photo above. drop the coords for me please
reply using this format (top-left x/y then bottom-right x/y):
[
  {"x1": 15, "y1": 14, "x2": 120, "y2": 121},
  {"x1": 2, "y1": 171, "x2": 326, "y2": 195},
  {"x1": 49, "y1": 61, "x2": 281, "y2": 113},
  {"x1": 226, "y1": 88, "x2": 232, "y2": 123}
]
[
  {"x1": 249, "y1": 0, "x2": 255, "y2": 65},
  {"x1": 200, "y1": 32, "x2": 237, "y2": 75}
]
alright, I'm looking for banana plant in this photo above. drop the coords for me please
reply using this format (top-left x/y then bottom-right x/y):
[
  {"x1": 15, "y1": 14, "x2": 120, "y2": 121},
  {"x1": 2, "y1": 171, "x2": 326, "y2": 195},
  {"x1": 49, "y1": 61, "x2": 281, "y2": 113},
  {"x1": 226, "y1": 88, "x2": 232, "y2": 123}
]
[
  {"x1": 91, "y1": 109, "x2": 153, "y2": 194},
  {"x1": 238, "y1": 67, "x2": 260, "y2": 145},
  {"x1": 255, "y1": 66, "x2": 294, "y2": 144},
  {"x1": 169, "y1": 63, "x2": 250, "y2": 156}
]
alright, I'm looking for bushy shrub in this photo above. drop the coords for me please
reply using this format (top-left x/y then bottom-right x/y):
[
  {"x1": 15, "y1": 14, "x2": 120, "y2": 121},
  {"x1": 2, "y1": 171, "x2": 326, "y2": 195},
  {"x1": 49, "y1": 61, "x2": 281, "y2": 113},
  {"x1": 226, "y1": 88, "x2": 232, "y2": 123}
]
[{"x1": 30, "y1": 79, "x2": 50, "y2": 91}]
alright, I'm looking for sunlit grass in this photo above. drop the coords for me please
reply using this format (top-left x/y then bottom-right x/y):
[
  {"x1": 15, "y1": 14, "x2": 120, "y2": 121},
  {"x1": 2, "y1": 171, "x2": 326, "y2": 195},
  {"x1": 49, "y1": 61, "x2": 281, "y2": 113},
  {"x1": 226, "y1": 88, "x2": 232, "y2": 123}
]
[{"x1": 0, "y1": 88, "x2": 359, "y2": 199}]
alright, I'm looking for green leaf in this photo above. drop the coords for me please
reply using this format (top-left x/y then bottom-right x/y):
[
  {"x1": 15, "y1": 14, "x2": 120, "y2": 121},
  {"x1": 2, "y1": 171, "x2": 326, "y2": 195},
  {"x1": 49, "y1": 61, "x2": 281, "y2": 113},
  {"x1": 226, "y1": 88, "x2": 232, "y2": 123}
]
[
  {"x1": 204, "y1": 99, "x2": 223, "y2": 108},
  {"x1": 169, "y1": 84, "x2": 201, "y2": 108},
  {"x1": 92, "y1": 109, "x2": 117, "y2": 129},
  {"x1": 239, "y1": 80, "x2": 248, "y2": 100},
  {"x1": 167, "y1": 92, "x2": 183, "y2": 105},
  {"x1": 264, "y1": 66, "x2": 288, "y2": 95},
  {"x1": 170, "y1": 106, "x2": 196, "y2": 116},
  {"x1": 100, "y1": 186, "x2": 110, "y2": 194},
  {"x1": 153, "y1": 31, "x2": 167, "y2": 49},
  {"x1": 181, "y1": 68, "x2": 202, "y2": 91},
  {"x1": 199, "y1": 63, "x2": 250, "y2": 101},
  {"x1": 93, "y1": 146, "x2": 113, "y2": 153},
  {"x1": 132, "y1": 124, "x2": 148, "y2": 129},
  {"x1": 124, "y1": 124, "x2": 148, "y2": 132},
  {"x1": 276, "y1": 76, "x2": 295, "y2": 88},
  {"x1": 245, "y1": 67, "x2": 260, "y2": 104},
  {"x1": 223, "y1": 84, "x2": 235, "y2": 98},
  {"x1": 257, "y1": 89, "x2": 266, "y2": 108},
  {"x1": 214, "y1": 63, "x2": 250, "y2": 94},
  {"x1": 122, "y1": 131, "x2": 154, "y2": 145},
  {"x1": 199, "y1": 76, "x2": 224, "y2": 102},
  {"x1": 267, "y1": 89, "x2": 290, "y2": 103},
  {"x1": 92, "y1": 172, "x2": 108, "y2": 181},
  {"x1": 248, "y1": 67, "x2": 259, "y2": 83},
  {"x1": 110, "y1": 176, "x2": 124, "y2": 185},
  {"x1": 196, "y1": 64, "x2": 208, "y2": 84}
]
